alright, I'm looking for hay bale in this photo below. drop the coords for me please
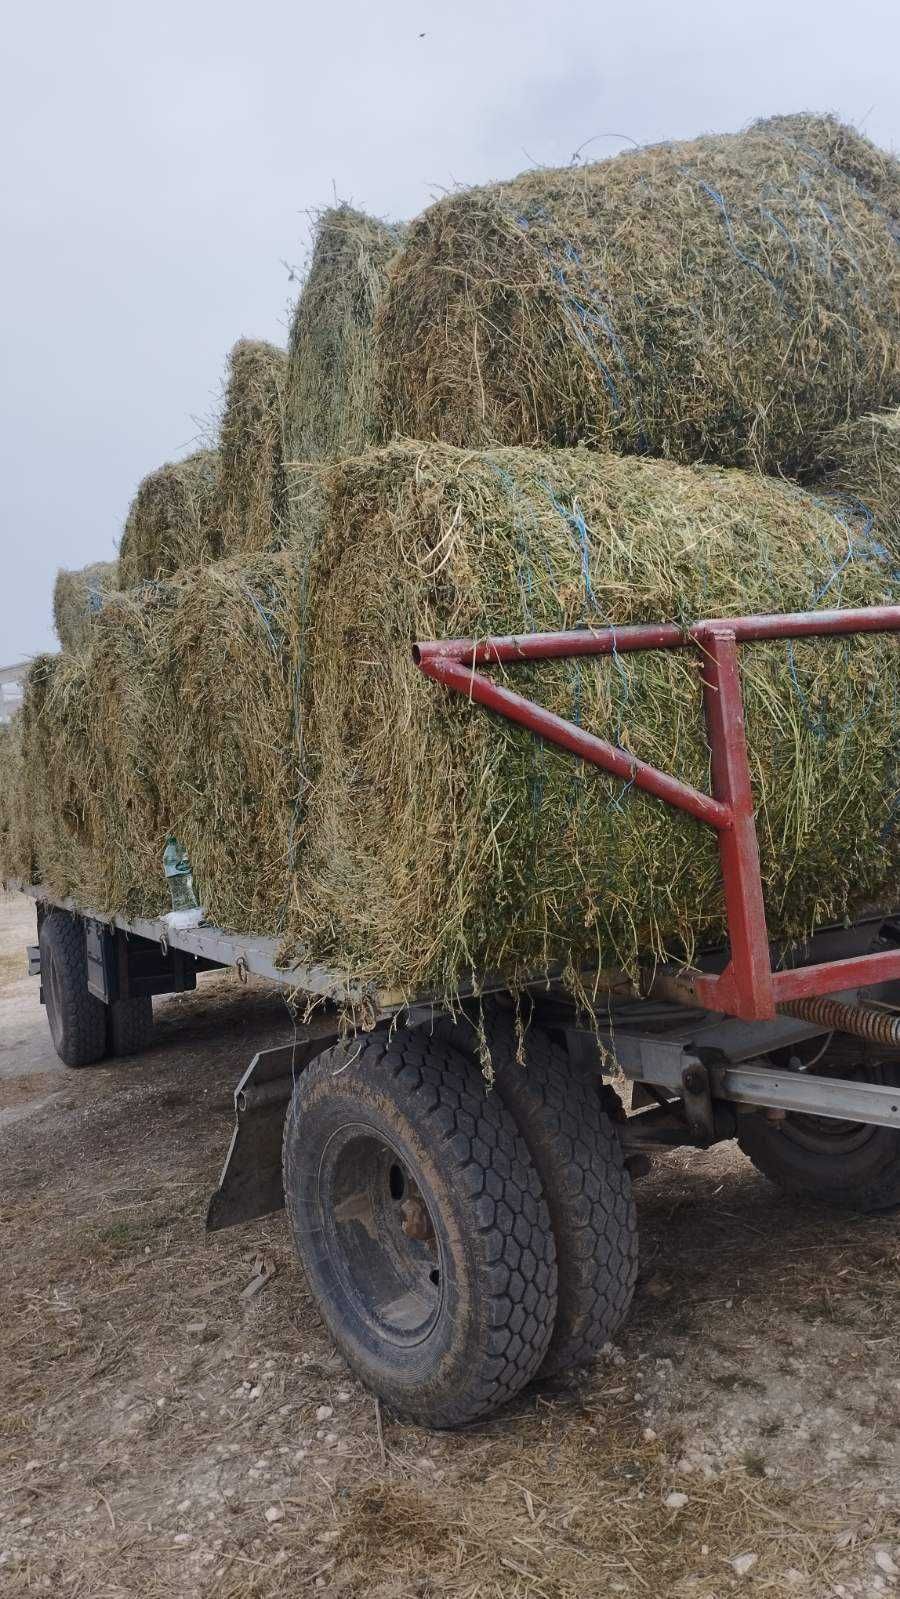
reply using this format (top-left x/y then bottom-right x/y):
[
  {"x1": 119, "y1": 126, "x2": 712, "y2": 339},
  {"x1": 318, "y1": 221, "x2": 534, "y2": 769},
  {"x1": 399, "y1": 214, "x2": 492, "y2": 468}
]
[
  {"x1": 376, "y1": 114, "x2": 900, "y2": 477},
  {"x1": 284, "y1": 207, "x2": 404, "y2": 461},
  {"x1": 818, "y1": 409, "x2": 900, "y2": 552},
  {"x1": 118, "y1": 450, "x2": 221, "y2": 586},
  {"x1": 293, "y1": 442, "x2": 900, "y2": 997},
  {"x1": 0, "y1": 716, "x2": 34, "y2": 885},
  {"x1": 20, "y1": 555, "x2": 308, "y2": 932},
  {"x1": 217, "y1": 340, "x2": 288, "y2": 556},
  {"x1": 52, "y1": 560, "x2": 119, "y2": 651}
]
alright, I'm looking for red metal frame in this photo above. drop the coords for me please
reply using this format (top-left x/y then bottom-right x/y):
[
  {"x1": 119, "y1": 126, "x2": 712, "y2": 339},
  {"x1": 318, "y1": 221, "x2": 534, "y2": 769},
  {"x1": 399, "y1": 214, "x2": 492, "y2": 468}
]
[{"x1": 413, "y1": 606, "x2": 900, "y2": 1022}]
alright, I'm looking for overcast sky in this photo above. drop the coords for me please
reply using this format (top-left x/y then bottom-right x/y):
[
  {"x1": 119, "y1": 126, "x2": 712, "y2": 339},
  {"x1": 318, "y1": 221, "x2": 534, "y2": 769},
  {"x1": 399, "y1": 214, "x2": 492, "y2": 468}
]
[{"x1": 2, "y1": 0, "x2": 899, "y2": 660}]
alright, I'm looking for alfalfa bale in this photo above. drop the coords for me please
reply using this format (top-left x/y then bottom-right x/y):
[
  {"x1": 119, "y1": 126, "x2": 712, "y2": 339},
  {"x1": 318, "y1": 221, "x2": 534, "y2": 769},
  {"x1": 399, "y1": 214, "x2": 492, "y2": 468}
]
[
  {"x1": 375, "y1": 114, "x2": 900, "y2": 477},
  {"x1": 292, "y1": 441, "x2": 900, "y2": 999},
  {"x1": 20, "y1": 554, "x2": 309, "y2": 934},
  {"x1": 118, "y1": 450, "x2": 221, "y2": 586},
  {"x1": 52, "y1": 559, "x2": 119, "y2": 651},
  {"x1": 0, "y1": 716, "x2": 33, "y2": 885},
  {"x1": 152, "y1": 552, "x2": 309, "y2": 934},
  {"x1": 284, "y1": 206, "x2": 404, "y2": 462},
  {"x1": 818, "y1": 409, "x2": 900, "y2": 553},
  {"x1": 217, "y1": 340, "x2": 288, "y2": 556}
]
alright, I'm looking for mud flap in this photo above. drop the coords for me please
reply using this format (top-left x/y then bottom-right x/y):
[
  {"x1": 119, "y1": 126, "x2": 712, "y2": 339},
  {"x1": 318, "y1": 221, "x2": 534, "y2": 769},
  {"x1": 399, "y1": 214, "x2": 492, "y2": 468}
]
[{"x1": 207, "y1": 1031, "x2": 340, "y2": 1231}]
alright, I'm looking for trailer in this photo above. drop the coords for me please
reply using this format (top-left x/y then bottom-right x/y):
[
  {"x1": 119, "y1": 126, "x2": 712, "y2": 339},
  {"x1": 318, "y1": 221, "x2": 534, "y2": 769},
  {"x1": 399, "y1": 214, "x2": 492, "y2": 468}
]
[{"x1": 14, "y1": 603, "x2": 900, "y2": 1428}]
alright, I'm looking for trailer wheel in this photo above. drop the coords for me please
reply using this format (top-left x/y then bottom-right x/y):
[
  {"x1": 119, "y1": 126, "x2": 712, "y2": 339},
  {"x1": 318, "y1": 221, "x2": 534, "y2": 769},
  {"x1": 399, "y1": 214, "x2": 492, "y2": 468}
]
[
  {"x1": 106, "y1": 996, "x2": 153, "y2": 1058},
  {"x1": 39, "y1": 912, "x2": 107, "y2": 1068},
  {"x1": 282, "y1": 1029, "x2": 558, "y2": 1428},
  {"x1": 738, "y1": 1046, "x2": 900, "y2": 1212},
  {"x1": 438, "y1": 1008, "x2": 638, "y2": 1374}
]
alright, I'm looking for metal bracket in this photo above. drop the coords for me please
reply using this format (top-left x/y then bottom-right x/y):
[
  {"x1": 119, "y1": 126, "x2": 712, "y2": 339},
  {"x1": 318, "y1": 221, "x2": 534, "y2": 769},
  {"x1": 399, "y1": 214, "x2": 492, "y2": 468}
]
[
  {"x1": 680, "y1": 1062, "x2": 715, "y2": 1144},
  {"x1": 608, "y1": 1031, "x2": 900, "y2": 1131}
]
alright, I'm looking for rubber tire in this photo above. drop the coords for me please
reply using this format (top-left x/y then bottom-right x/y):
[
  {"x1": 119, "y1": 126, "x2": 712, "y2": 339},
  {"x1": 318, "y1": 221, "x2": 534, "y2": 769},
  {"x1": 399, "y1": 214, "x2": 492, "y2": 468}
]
[
  {"x1": 438, "y1": 1008, "x2": 638, "y2": 1374},
  {"x1": 106, "y1": 996, "x2": 153, "y2": 1058},
  {"x1": 738, "y1": 1055, "x2": 900, "y2": 1212},
  {"x1": 39, "y1": 911, "x2": 107, "y2": 1068},
  {"x1": 282, "y1": 1028, "x2": 558, "y2": 1428}
]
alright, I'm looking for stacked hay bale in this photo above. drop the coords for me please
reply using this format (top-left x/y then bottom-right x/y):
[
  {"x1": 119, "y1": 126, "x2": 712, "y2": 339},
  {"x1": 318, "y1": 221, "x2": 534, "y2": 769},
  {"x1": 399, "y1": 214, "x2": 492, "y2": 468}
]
[
  {"x1": 17, "y1": 554, "x2": 309, "y2": 933},
  {"x1": 52, "y1": 559, "x2": 119, "y2": 651},
  {"x1": 217, "y1": 340, "x2": 288, "y2": 555},
  {"x1": 118, "y1": 450, "x2": 221, "y2": 585},
  {"x1": 819, "y1": 409, "x2": 900, "y2": 552},
  {"x1": 289, "y1": 443, "x2": 900, "y2": 994},
  {"x1": 0, "y1": 718, "x2": 33, "y2": 885},
  {"x1": 16, "y1": 111, "x2": 900, "y2": 1003},
  {"x1": 284, "y1": 206, "x2": 403, "y2": 462},
  {"x1": 17, "y1": 449, "x2": 900, "y2": 992},
  {"x1": 375, "y1": 114, "x2": 900, "y2": 476}
]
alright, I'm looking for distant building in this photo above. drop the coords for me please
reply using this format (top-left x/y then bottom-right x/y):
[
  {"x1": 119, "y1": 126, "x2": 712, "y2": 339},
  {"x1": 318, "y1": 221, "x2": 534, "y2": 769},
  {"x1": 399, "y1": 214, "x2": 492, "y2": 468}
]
[{"x1": 0, "y1": 662, "x2": 27, "y2": 725}]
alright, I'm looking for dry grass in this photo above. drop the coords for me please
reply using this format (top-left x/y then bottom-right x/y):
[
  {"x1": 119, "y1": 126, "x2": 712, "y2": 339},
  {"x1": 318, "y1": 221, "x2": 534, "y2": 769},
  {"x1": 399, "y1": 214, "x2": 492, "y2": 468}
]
[
  {"x1": 284, "y1": 205, "x2": 404, "y2": 462},
  {"x1": 13, "y1": 555, "x2": 309, "y2": 930},
  {"x1": 293, "y1": 441, "x2": 900, "y2": 998},
  {"x1": 118, "y1": 451, "x2": 221, "y2": 586},
  {"x1": 52, "y1": 559, "x2": 119, "y2": 650},
  {"x1": 12, "y1": 443, "x2": 900, "y2": 1003},
  {"x1": 217, "y1": 339, "x2": 288, "y2": 556},
  {"x1": 819, "y1": 407, "x2": 900, "y2": 553},
  {"x1": 0, "y1": 718, "x2": 33, "y2": 884},
  {"x1": 375, "y1": 113, "x2": 900, "y2": 476}
]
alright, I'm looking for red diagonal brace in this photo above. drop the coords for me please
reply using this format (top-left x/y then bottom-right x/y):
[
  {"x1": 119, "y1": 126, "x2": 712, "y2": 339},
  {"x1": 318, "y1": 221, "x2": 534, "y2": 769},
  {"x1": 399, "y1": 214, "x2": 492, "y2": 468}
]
[{"x1": 695, "y1": 628, "x2": 776, "y2": 1020}]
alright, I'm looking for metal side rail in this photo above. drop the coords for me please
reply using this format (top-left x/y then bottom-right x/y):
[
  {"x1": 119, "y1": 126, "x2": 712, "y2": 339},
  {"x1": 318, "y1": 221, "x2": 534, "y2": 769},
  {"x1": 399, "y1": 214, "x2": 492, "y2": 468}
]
[{"x1": 415, "y1": 604, "x2": 900, "y2": 1024}]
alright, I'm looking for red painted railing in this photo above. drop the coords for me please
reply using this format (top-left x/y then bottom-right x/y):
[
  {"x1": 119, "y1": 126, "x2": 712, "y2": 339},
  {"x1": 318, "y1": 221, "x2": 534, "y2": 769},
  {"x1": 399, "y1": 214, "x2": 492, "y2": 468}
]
[{"x1": 413, "y1": 606, "x2": 900, "y2": 1022}]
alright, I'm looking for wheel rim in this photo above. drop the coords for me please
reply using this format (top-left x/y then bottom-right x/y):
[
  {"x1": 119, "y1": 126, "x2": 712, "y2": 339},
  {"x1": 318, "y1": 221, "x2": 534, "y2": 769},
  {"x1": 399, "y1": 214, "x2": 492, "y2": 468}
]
[
  {"x1": 316, "y1": 1124, "x2": 445, "y2": 1346},
  {"x1": 779, "y1": 1057, "x2": 887, "y2": 1156}
]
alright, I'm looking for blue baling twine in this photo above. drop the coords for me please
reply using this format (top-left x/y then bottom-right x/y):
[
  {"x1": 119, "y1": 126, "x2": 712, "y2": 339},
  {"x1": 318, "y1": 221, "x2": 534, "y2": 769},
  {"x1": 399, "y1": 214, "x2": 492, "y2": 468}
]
[
  {"x1": 242, "y1": 585, "x2": 280, "y2": 654},
  {"x1": 540, "y1": 481, "x2": 636, "y2": 808},
  {"x1": 514, "y1": 212, "x2": 647, "y2": 440},
  {"x1": 771, "y1": 133, "x2": 900, "y2": 248},
  {"x1": 681, "y1": 170, "x2": 782, "y2": 293}
]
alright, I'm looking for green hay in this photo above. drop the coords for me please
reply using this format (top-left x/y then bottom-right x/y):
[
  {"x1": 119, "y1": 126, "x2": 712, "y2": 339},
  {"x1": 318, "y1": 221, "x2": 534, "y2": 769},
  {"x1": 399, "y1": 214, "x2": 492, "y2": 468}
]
[
  {"x1": 19, "y1": 556, "x2": 308, "y2": 933},
  {"x1": 0, "y1": 717, "x2": 33, "y2": 885},
  {"x1": 118, "y1": 450, "x2": 221, "y2": 586},
  {"x1": 18, "y1": 445, "x2": 900, "y2": 1004},
  {"x1": 217, "y1": 339, "x2": 288, "y2": 556},
  {"x1": 284, "y1": 206, "x2": 404, "y2": 462},
  {"x1": 818, "y1": 409, "x2": 900, "y2": 553},
  {"x1": 52, "y1": 560, "x2": 119, "y2": 651},
  {"x1": 375, "y1": 114, "x2": 900, "y2": 477},
  {"x1": 291, "y1": 442, "x2": 900, "y2": 999}
]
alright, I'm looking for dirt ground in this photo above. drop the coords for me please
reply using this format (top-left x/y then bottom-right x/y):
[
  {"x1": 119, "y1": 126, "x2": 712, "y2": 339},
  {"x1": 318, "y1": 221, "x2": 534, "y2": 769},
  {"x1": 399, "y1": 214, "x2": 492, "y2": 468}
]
[{"x1": 1, "y1": 889, "x2": 898, "y2": 1599}]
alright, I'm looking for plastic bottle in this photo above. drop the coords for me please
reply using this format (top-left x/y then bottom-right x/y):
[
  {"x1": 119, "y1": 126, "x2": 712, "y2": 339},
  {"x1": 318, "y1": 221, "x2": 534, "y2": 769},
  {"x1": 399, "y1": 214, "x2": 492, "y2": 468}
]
[{"x1": 163, "y1": 836, "x2": 199, "y2": 914}]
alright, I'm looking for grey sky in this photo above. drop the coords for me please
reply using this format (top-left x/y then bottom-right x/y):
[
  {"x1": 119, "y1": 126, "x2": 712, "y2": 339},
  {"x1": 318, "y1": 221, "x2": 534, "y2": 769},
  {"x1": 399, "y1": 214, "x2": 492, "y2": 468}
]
[{"x1": 2, "y1": 0, "x2": 898, "y2": 660}]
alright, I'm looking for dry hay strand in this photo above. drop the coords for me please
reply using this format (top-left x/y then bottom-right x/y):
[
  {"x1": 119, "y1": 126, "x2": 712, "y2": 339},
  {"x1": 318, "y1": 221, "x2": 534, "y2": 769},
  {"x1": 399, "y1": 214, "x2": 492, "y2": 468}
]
[
  {"x1": 0, "y1": 717, "x2": 33, "y2": 884},
  {"x1": 16, "y1": 628, "x2": 170, "y2": 915},
  {"x1": 284, "y1": 206, "x2": 404, "y2": 462},
  {"x1": 818, "y1": 407, "x2": 900, "y2": 553},
  {"x1": 328, "y1": 1417, "x2": 862, "y2": 1598},
  {"x1": 154, "y1": 553, "x2": 309, "y2": 934},
  {"x1": 217, "y1": 339, "x2": 288, "y2": 556},
  {"x1": 118, "y1": 450, "x2": 221, "y2": 586},
  {"x1": 376, "y1": 113, "x2": 900, "y2": 477},
  {"x1": 292, "y1": 441, "x2": 900, "y2": 1000},
  {"x1": 52, "y1": 558, "x2": 119, "y2": 651},
  {"x1": 20, "y1": 555, "x2": 309, "y2": 932}
]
